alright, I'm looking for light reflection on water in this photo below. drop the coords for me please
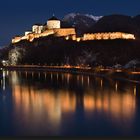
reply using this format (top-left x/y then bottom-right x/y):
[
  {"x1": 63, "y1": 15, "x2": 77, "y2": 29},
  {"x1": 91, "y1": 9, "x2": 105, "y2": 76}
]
[{"x1": 0, "y1": 70, "x2": 139, "y2": 136}]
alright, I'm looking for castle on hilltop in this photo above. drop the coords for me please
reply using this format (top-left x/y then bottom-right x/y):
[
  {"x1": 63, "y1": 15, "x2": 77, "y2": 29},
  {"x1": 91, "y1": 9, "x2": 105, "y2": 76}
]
[
  {"x1": 12, "y1": 16, "x2": 76, "y2": 43},
  {"x1": 12, "y1": 16, "x2": 135, "y2": 44}
]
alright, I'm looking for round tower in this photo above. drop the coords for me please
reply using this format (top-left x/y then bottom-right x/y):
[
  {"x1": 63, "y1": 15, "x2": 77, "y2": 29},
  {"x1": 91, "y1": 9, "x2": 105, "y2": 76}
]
[{"x1": 47, "y1": 16, "x2": 61, "y2": 29}]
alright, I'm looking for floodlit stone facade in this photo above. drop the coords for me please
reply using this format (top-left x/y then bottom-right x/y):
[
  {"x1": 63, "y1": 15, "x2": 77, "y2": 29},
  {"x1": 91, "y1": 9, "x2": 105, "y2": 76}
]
[
  {"x1": 54, "y1": 28, "x2": 76, "y2": 37},
  {"x1": 12, "y1": 16, "x2": 76, "y2": 44},
  {"x1": 82, "y1": 32, "x2": 135, "y2": 41},
  {"x1": 12, "y1": 36, "x2": 22, "y2": 43},
  {"x1": 47, "y1": 20, "x2": 61, "y2": 29},
  {"x1": 25, "y1": 31, "x2": 32, "y2": 36},
  {"x1": 12, "y1": 28, "x2": 76, "y2": 43},
  {"x1": 32, "y1": 24, "x2": 44, "y2": 34}
]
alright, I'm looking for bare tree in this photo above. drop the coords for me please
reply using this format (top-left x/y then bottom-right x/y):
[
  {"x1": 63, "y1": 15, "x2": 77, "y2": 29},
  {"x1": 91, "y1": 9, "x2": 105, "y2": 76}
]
[{"x1": 9, "y1": 47, "x2": 26, "y2": 65}]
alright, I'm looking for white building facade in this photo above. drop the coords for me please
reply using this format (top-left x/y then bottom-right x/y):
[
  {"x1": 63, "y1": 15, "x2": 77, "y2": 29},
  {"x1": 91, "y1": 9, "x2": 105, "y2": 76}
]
[
  {"x1": 47, "y1": 16, "x2": 61, "y2": 29},
  {"x1": 25, "y1": 31, "x2": 32, "y2": 36},
  {"x1": 32, "y1": 24, "x2": 44, "y2": 34}
]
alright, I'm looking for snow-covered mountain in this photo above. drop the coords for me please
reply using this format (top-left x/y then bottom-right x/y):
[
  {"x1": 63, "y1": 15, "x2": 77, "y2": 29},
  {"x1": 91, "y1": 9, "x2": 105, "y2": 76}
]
[
  {"x1": 83, "y1": 14, "x2": 102, "y2": 22},
  {"x1": 62, "y1": 13, "x2": 102, "y2": 35},
  {"x1": 63, "y1": 13, "x2": 102, "y2": 23}
]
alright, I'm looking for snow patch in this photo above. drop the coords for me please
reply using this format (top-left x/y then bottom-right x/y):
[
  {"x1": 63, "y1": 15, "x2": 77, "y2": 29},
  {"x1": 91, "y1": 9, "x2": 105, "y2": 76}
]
[
  {"x1": 124, "y1": 60, "x2": 140, "y2": 68},
  {"x1": 85, "y1": 14, "x2": 103, "y2": 21},
  {"x1": 63, "y1": 13, "x2": 77, "y2": 20},
  {"x1": 63, "y1": 13, "x2": 102, "y2": 22}
]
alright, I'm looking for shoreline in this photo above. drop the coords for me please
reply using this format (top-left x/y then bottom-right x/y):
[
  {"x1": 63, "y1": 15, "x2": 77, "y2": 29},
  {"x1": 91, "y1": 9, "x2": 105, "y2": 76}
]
[{"x1": 2, "y1": 65, "x2": 140, "y2": 84}]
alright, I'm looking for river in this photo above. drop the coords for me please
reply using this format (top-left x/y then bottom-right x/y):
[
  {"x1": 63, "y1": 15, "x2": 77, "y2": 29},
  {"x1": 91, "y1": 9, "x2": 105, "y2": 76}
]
[{"x1": 0, "y1": 70, "x2": 140, "y2": 136}]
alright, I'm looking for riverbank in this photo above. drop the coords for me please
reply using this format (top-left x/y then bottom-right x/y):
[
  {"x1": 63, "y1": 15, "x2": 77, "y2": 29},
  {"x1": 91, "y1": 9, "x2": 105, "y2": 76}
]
[{"x1": 2, "y1": 65, "x2": 140, "y2": 84}]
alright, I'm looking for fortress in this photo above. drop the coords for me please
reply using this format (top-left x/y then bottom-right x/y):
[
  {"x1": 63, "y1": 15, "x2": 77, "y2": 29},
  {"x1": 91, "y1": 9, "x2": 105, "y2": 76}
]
[
  {"x1": 12, "y1": 16, "x2": 135, "y2": 44},
  {"x1": 12, "y1": 16, "x2": 76, "y2": 43}
]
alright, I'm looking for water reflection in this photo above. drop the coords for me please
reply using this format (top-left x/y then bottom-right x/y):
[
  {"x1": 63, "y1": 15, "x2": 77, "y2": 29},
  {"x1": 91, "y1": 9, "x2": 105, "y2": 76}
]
[
  {"x1": 83, "y1": 91, "x2": 135, "y2": 120},
  {"x1": 12, "y1": 86, "x2": 76, "y2": 126},
  {"x1": 0, "y1": 70, "x2": 139, "y2": 135}
]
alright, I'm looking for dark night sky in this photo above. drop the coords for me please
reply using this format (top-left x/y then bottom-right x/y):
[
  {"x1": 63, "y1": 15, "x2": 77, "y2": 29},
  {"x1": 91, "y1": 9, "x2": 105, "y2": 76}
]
[{"x1": 0, "y1": 0, "x2": 140, "y2": 46}]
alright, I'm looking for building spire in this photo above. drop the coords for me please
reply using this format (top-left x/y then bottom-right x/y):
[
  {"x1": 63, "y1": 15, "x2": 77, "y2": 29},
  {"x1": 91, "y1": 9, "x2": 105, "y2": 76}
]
[{"x1": 53, "y1": 13, "x2": 55, "y2": 17}]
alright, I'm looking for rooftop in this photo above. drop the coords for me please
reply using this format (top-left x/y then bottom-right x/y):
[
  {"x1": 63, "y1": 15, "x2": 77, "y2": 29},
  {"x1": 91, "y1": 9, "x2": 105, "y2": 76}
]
[
  {"x1": 32, "y1": 23, "x2": 43, "y2": 26},
  {"x1": 48, "y1": 16, "x2": 59, "y2": 21}
]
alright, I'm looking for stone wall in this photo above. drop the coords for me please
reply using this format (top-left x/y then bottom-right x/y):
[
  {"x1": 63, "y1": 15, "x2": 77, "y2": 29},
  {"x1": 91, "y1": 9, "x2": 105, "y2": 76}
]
[
  {"x1": 12, "y1": 31, "x2": 135, "y2": 44},
  {"x1": 82, "y1": 32, "x2": 135, "y2": 41},
  {"x1": 12, "y1": 37, "x2": 22, "y2": 43},
  {"x1": 12, "y1": 28, "x2": 76, "y2": 43},
  {"x1": 47, "y1": 20, "x2": 61, "y2": 29},
  {"x1": 54, "y1": 28, "x2": 76, "y2": 37},
  {"x1": 12, "y1": 30, "x2": 56, "y2": 43}
]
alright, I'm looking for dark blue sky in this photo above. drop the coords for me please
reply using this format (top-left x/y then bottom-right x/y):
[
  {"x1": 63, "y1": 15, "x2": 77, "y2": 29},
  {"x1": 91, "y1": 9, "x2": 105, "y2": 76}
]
[{"x1": 1, "y1": 0, "x2": 140, "y2": 46}]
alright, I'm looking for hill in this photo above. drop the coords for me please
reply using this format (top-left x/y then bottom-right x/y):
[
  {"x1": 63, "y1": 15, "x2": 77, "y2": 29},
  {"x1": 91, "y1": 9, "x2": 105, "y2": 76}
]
[{"x1": 5, "y1": 36, "x2": 140, "y2": 68}]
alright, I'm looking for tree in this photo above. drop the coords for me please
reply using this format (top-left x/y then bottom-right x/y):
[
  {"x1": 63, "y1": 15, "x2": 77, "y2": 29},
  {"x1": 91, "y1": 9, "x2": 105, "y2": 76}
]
[{"x1": 8, "y1": 47, "x2": 26, "y2": 65}]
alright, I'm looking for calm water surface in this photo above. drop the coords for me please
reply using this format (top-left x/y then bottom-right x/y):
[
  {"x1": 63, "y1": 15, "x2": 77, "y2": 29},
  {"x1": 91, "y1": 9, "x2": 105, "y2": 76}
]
[{"x1": 0, "y1": 70, "x2": 140, "y2": 136}]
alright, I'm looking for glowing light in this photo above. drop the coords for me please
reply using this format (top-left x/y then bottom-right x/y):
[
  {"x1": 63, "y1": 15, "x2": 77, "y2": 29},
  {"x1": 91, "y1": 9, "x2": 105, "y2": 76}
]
[
  {"x1": 25, "y1": 71, "x2": 28, "y2": 78},
  {"x1": 65, "y1": 36, "x2": 69, "y2": 40},
  {"x1": 100, "y1": 79, "x2": 103, "y2": 88},
  {"x1": 131, "y1": 72, "x2": 140, "y2": 75},
  {"x1": 115, "y1": 82, "x2": 118, "y2": 91},
  {"x1": 87, "y1": 76, "x2": 90, "y2": 87},
  {"x1": 134, "y1": 86, "x2": 136, "y2": 96},
  {"x1": 51, "y1": 73, "x2": 53, "y2": 81},
  {"x1": 81, "y1": 76, "x2": 84, "y2": 85},
  {"x1": 116, "y1": 69, "x2": 122, "y2": 72},
  {"x1": 57, "y1": 73, "x2": 59, "y2": 81},
  {"x1": 84, "y1": 95, "x2": 95, "y2": 110},
  {"x1": 76, "y1": 38, "x2": 81, "y2": 42},
  {"x1": 67, "y1": 74, "x2": 70, "y2": 84},
  {"x1": 12, "y1": 30, "x2": 135, "y2": 44}
]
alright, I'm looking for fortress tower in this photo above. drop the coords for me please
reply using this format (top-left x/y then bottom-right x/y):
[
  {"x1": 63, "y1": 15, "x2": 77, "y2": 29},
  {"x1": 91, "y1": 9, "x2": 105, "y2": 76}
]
[{"x1": 47, "y1": 16, "x2": 61, "y2": 29}]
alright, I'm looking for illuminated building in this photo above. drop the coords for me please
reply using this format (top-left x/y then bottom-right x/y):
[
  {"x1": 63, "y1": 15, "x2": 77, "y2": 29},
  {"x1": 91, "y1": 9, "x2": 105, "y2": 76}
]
[
  {"x1": 82, "y1": 32, "x2": 135, "y2": 41},
  {"x1": 32, "y1": 24, "x2": 44, "y2": 34},
  {"x1": 12, "y1": 15, "x2": 76, "y2": 43},
  {"x1": 47, "y1": 16, "x2": 61, "y2": 29},
  {"x1": 11, "y1": 15, "x2": 135, "y2": 44}
]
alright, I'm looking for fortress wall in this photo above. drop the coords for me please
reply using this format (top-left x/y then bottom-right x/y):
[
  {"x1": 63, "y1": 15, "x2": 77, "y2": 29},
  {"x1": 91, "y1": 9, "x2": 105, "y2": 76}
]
[
  {"x1": 122, "y1": 33, "x2": 135, "y2": 39},
  {"x1": 83, "y1": 34, "x2": 95, "y2": 40},
  {"x1": 102, "y1": 33, "x2": 110, "y2": 40},
  {"x1": 12, "y1": 30, "x2": 55, "y2": 43},
  {"x1": 82, "y1": 32, "x2": 135, "y2": 41},
  {"x1": 109, "y1": 32, "x2": 122, "y2": 39},
  {"x1": 40, "y1": 30, "x2": 55, "y2": 37},
  {"x1": 95, "y1": 33, "x2": 103, "y2": 40},
  {"x1": 21, "y1": 35, "x2": 29, "y2": 40},
  {"x1": 12, "y1": 37, "x2": 22, "y2": 43},
  {"x1": 12, "y1": 31, "x2": 135, "y2": 44},
  {"x1": 25, "y1": 31, "x2": 32, "y2": 36},
  {"x1": 54, "y1": 28, "x2": 76, "y2": 37},
  {"x1": 27, "y1": 30, "x2": 55, "y2": 42}
]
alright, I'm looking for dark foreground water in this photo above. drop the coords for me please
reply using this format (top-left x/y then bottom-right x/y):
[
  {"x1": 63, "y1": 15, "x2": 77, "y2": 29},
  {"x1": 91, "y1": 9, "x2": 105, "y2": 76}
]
[{"x1": 0, "y1": 70, "x2": 140, "y2": 136}]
